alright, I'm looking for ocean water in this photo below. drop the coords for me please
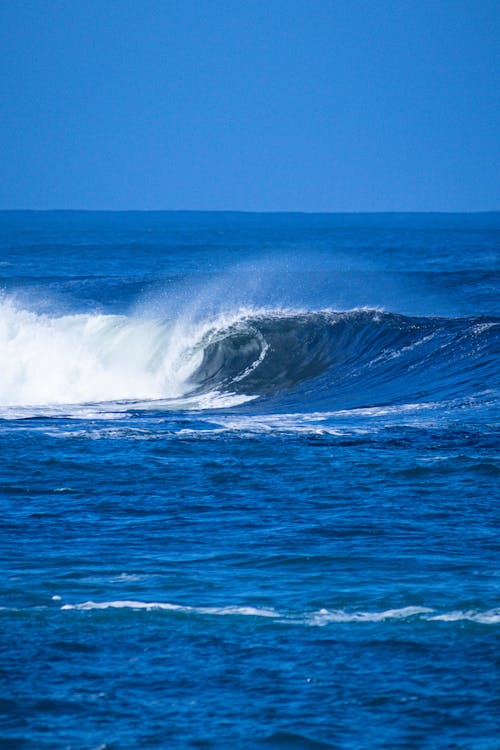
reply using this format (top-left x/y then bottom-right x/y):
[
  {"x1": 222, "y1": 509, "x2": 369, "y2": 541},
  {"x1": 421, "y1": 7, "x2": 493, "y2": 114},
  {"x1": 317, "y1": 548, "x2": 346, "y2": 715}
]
[{"x1": 0, "y1": 211, "x2": 498, "y2": 749}]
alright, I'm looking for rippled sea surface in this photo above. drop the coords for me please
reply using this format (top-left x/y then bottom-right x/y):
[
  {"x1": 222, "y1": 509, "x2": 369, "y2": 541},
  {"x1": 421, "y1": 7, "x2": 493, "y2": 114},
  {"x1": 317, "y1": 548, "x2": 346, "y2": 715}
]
[{"x1": 0, "y1": 212, "x2": 498, "y2": 749}]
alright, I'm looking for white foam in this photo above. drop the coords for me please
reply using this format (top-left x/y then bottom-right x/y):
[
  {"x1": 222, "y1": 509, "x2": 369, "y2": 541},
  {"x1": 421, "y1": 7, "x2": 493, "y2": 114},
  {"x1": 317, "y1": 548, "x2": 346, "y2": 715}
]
[
  {"x1": 308, "y1": 606, "x2": 434, "y2": 626},
  {"x1": 59, "y1": 600, "x2": 500, "y2": 625},
  {"x1": 428, "y1": 608, "x2": 500, "y2": 624},
  {"x1": 60, "y1": 600, "x2": 278, "y2": 617},
  {"x1": 306, "y1": 606, "x2": 500, "y2": 626},
  {"x1": 201, "y1": 402, "x2": 440, "y2": 436},
  {"x1": 0, "y1": 298, "x2": 201, "y2": 406}
]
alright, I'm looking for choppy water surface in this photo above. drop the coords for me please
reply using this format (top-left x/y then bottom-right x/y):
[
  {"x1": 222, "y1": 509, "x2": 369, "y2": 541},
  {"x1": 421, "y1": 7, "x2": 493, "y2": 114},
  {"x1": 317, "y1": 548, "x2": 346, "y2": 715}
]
[{"x1": 0, "y1": 212, "x2": 498, "y2": 749}]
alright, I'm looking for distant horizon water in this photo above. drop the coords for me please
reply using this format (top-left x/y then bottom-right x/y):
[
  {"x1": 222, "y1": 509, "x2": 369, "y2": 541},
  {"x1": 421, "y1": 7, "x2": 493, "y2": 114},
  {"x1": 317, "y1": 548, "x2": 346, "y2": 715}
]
[{"x1": 2, "y1": 208, "x2": 499, "y2": 215}]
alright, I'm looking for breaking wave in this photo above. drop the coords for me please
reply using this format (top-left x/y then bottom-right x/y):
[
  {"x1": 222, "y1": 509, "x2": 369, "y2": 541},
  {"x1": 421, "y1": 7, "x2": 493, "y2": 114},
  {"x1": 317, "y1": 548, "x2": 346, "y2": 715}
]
[{"x1": 0, "y1": 296, "x2": 497, "y2": 412}]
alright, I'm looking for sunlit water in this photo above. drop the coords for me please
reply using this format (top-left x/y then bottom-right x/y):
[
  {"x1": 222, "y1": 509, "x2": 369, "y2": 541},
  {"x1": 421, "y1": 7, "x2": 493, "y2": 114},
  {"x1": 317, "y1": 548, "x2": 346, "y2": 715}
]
[{"x1": 1, "y1": 212, "x2": 498, "y2": 749}]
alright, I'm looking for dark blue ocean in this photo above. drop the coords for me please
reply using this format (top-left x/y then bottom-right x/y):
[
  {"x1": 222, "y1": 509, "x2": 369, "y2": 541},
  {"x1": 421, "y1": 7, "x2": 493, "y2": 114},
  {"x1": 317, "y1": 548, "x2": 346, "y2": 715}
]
[{"x1": 0, "y1": 211, "x2": 498, "y2": 749}]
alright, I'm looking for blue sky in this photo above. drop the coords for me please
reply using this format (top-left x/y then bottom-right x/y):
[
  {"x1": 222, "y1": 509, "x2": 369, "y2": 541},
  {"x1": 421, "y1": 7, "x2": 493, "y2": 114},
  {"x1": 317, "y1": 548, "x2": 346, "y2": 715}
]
[{"x1": 0, "y1": 0, "x2": 498, "y2": 211}]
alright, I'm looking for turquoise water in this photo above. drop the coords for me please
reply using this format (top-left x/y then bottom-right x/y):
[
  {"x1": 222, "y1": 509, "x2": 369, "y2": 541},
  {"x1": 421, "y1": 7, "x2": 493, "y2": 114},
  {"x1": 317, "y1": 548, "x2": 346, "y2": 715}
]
[{"x1": 0, "y1": 212, "x2": 498, "y2": 749}]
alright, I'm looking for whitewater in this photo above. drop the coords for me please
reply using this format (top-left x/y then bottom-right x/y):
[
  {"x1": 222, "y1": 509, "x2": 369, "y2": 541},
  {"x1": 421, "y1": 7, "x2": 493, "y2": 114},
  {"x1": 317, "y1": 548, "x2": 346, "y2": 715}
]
[{"x1": 0, "y1": 211, "x2": 498, "y2": 750}]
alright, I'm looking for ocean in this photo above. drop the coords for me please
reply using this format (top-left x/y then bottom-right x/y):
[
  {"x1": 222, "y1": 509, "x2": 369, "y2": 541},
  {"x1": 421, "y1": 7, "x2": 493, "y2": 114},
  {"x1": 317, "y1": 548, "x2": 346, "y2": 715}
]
[{"x1": 0, "y1": 211, "x2": 498, "y2": 749}]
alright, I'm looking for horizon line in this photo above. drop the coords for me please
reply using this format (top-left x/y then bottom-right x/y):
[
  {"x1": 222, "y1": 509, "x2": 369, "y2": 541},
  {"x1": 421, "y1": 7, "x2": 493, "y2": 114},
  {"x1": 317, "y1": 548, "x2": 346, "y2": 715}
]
[{"x1": 1, "y1": 208, "x2": 499, "y2": 215}]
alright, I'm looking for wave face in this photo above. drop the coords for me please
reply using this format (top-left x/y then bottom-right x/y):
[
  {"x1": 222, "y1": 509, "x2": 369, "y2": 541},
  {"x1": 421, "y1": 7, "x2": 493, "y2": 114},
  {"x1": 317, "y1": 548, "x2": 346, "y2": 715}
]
[
  {"x1": 0, "y1": 298, "x2": 497, "y2": 411},
  {"x1": 190, "y1": 309, "x2": 499, "y2": 411}
]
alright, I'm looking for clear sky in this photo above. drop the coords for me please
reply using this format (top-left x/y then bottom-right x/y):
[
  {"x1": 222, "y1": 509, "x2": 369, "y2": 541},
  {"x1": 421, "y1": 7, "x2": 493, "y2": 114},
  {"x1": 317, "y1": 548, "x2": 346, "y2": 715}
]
[{"x1": 0, "y1": 0, "x2": 498, "y2": 211}]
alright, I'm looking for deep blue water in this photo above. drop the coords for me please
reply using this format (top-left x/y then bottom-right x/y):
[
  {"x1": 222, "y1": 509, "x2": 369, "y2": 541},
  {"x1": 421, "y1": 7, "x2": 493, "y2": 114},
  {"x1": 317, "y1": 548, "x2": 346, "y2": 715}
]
[{"x1": 0, "y1": 211, "x2": 498, "y2": 749}]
